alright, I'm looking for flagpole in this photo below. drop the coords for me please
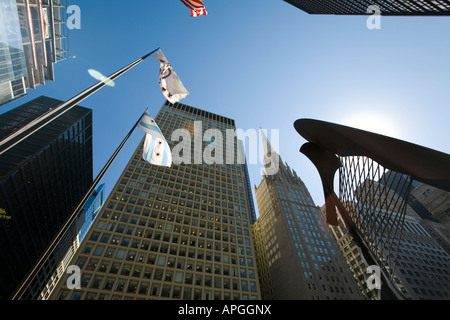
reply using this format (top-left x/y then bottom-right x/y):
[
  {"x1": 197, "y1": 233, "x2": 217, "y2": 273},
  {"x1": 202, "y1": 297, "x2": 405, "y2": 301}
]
[
  {"x1": 10, "y1": 108, "x2": 149, "y2": 300},
  {"x1": 0, "y1": 47, "x2": 160, "y2": 156}
]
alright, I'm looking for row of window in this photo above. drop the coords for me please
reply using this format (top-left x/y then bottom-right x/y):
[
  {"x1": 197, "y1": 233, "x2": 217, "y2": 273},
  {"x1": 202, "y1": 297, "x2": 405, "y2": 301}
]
[
  {"x1": 97, "y1": 211, "x2": 253, "y2": 248},
  {"x1": 113, "y1": 186, "x2": 249, "y2": 216},
  {"x1": 86, "y1": 232, "x2": 254, "y2": 263},
  {"x1": 57, "y1": 282, "x2": 258, "y2": 301},
  {"x1": 128, "y1": 160, "x2": 244, "y2": 184},
  {"x1": 83, "y1": 232, "x2": 256, "y2": 267},
  {"x1": 76, "y1": 252, "x2": 257, "y2": 280},
  {"x1": 109, "y1": 186, "x2": 250, "y2": 223},
  {"x1": 128, "y1": 160, "x2": 243, "y2": 178}
]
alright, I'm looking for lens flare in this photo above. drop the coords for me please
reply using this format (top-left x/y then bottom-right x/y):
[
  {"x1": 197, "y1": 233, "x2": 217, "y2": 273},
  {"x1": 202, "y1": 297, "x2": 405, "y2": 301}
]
[{"x1": 88, "y1": 69, "x2": 115, "y2": 87}]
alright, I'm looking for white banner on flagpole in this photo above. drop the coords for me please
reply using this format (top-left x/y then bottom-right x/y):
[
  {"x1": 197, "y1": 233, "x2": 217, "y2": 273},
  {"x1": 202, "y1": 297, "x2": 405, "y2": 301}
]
[{"x1": 153, "y1": 50, "x2": 189, "y2": 104}]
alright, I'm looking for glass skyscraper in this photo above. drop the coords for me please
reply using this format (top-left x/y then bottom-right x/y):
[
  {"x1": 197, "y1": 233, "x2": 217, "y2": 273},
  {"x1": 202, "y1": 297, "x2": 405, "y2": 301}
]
[
  {"x1": 283, "y1": 0, "x2": 450, "y2": 15},
  {"x1": 0, "y1": 96, "x2": 93, "y2": 300},
  {"x1": 49, "y1": 100, "x2": 261, "y2": 300},
  {"x1": 0, "y1": 0, "x2": 28, "y2": 105},
  {"x1": 0, "y1": 0, "x2": 70, "y2": 107},
  {"x1": 39, "y1": 184, "x2": 106, "y2": 300}
]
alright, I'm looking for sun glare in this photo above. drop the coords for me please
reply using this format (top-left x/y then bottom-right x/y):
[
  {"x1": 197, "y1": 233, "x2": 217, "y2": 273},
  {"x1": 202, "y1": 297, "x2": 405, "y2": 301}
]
[{"x1": 341, "y1": 112, "x2": 402, "y2": 139}]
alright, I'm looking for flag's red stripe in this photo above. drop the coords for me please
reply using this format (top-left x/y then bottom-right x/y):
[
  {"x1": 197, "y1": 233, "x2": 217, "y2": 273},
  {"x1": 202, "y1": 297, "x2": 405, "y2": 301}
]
[{"x1": 180, "y1": 0, "x2": 206, "y2": 11}]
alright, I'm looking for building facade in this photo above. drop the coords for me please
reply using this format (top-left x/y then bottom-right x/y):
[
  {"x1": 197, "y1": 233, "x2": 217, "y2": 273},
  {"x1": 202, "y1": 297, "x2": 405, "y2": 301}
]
[
  {"x1": 0, "y1": 95, "x2": 93, "y2": 300},
  {"x1": 324, "y1": 206, "x2": 378, "y2": 300},
  {"x1": 334, "y1": 179, "x2": 450, "y2": 300},
  {"x1": 283, "y1": 0, "x2": 450, "y2": 15},
  {"x1": 253, "y1": 133, "x2": 363, "y2": 300},
  {"x1": 411, "y1": 184, "x2": 450, "y2": 231},
  {"x1": 381, "y1": 172, "x2": 450, "y2": 255},
  {"x1": 39, "y1": 184, "x2": 105, "y2": 300},
  {"x1": 0, "y1": 0, "x2": 28, "y2": 105},
  {"x1": 392, "y1": 214, "x2": 450, "y2": 300},
  {"x1": 49, "y1": 100, "x2": 261, "y2": 300},
  {"x1": 0, "y1": 0, "x2": 69, "y2": 107}
]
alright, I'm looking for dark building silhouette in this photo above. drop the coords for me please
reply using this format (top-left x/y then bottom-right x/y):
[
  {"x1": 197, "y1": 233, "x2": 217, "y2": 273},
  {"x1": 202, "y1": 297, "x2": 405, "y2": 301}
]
[
  {"x1": 283, "y1": 0, "x2": 450, "y2": 15},
  {"x1": 0, "y1": 96, "x2": 93, "y2": 299}
]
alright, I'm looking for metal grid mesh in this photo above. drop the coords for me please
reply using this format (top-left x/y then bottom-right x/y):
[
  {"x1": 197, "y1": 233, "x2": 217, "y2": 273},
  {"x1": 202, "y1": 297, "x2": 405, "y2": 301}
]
[{"x1": 338, "y1": 155, "x2": 412, "y2": 280}]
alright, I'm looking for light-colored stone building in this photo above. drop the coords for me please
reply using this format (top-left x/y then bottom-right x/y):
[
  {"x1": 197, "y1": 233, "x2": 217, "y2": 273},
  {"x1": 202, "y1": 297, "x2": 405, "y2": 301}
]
[
  {"x1": 252, "y1": 132, "x2": 363, "y2": 300},
  {"x1": 49, "y1": 101, "x2": 261, "y2": 300}
]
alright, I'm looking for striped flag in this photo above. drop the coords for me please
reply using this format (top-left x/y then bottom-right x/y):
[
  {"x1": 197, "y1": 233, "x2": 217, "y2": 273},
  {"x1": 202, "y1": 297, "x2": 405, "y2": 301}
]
[
  {"x1": 180, "y1": 0, "x2": 208, "y2": 17},
  {"x1": 138, "y1": 111, "x2": 172, "y2": 167},
  {"x1": 153, "y1": 50, "x2": 189, "y2": 104}
]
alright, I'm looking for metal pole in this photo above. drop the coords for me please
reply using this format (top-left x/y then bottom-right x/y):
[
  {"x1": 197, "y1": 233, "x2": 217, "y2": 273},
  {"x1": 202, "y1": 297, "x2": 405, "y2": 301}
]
[
  {"x1": 0, "y1": 47, "x2": 160, "y2": 156},
  {"x1": 10, "y1": 108, "x2": 148, "y2": 300}
]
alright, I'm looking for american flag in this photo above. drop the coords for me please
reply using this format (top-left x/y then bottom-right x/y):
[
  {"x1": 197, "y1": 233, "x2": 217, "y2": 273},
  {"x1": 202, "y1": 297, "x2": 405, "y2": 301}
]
[
  {"x1": 138, "y1": 111, "x2": 172, "y2": 167},
  {"x1": 180, "y1": 0, "x2": 208, "y2": 17}
]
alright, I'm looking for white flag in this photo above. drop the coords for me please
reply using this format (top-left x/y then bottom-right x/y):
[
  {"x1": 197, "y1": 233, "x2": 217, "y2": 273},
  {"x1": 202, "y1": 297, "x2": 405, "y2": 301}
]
[
  {"x1": 138, "y1": 110, "x2": 172, "y2": 167},
  {"x1": 153, "y1": 50, "x2": 189, "y2": 103}
]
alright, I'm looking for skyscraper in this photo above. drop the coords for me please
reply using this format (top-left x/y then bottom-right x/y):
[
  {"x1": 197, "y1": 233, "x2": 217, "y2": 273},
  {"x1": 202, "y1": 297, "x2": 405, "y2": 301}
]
[
  {"x1": 283, "y1": 0, "x2": 450, "y2": 15},
  {"x1": 381, "y1": 171, "x2": 450, "y2": 254},
  {"x1": 386, "y1": 213, "x2": 450, "y2": 300},
  {"x1": 49, "y1": 100, "x2": 261, "y2": 300},
  {"x1": 39, "y1": 184, "x2": 106, "y2": 300},
  {"x1": 0, "y1": 0, "x2": 28, "y2": 105},
  {"x1": 0, "y1": 95, "x2": 93, "y2": 300},
  {"x1": 0, "y1": 0, "x2": 70, "y2": 107},
  {"x1": 324, "y1": 206, "x2": 378, "y2": 300},
  {"x1": 331, "y1": 179, "x2": 450, "y2": 300},
  {"x1": 410, "y1": 183, "x2": 450, "y2": 231},
  {"x1": 253, "y1": 132, "x2": 363, "y2": 300}
]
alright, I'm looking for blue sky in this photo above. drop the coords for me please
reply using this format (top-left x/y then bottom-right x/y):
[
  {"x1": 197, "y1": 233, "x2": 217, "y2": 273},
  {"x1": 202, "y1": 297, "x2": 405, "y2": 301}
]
[{"x1": 2, "y1": 0, "x2": 450, "y2": 216}]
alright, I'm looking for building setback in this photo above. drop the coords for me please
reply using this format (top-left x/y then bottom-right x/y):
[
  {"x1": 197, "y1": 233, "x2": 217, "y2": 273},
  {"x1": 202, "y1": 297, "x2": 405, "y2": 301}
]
[
  {"x1": 0, "y1": 0, "x2": 69, "y2": 107},
  {"x1": 49, "y1": 100, "x2": 261, "y2": 300},
  {"x1": 283, "y1": 0, "x2": 450, "y2": 15},
  {"x1": 253, "y1": 132, "x2": 363, "y2": 300},
  {"x1": 0, "y1": 96, "x2": 93, "y2": 300},
  {"x1": 410, "y1": 183, "x2": 450, "y2": 232}
]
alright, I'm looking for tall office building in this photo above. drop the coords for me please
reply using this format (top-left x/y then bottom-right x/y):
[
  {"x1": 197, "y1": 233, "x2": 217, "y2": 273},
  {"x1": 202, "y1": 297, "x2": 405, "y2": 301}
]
[
  {"x1": 324, "y1": 206, "x2": 378, "y2": 300},
  {"x1": 0, "y1": 96, "x2": 93, "y2": 299},
  {"x1": 283, "y1": 0, "x2": 450, "y2": 15},
  {"x1": 335, "y1": 180, "x2": 450, "y2": 300},
  {"x1": 410, "y1": 184, "x2": 450, "y2": 231},
  {"x1": 0, "y1": 0, "x2": 70, "y2": 106},
  {"x1": 39, "y1": 184, "x2": 105, "y2": 300},
  {"x1": 78, "y1": 184, "x2": 106, "y2": 244},
  {"x1": 381, "y1": 172, "x2": 450, "y2": 254},
  {"x1": 49, "y1": 100, "x2": 261, "y2": 300},
  {"x1": 253, "y1": 132, "x2": 363, "y2": 300},
  {"x1": 0, "y1": 0, "x2": 28, "y2": 105},
  {"x1": 389, "y1": 214, "x2": 450, "y2": 300},
  {"x1": 238, "y1": 140, "x2": 257, "y2": 225}
]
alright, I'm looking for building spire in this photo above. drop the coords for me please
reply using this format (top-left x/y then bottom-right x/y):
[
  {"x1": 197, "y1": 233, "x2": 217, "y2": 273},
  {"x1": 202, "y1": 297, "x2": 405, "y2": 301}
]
[{"x1": 259, "y1": 128, "x2": 280, "y2": 176}]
